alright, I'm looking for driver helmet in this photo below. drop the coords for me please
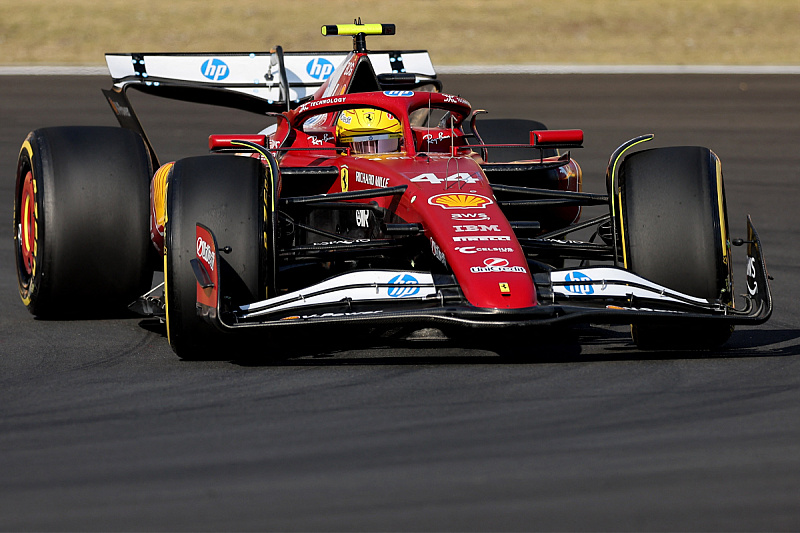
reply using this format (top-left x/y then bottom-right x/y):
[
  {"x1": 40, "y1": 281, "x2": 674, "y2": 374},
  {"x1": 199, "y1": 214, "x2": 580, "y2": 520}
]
[{"x1": 336, "y1": 108, "x2": 402, "y2": 154}]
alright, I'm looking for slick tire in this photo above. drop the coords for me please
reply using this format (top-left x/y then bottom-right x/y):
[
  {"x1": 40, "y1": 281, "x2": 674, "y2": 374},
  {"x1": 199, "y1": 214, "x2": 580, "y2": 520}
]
[
  {"x1": 164, "y1": 155, "x2": 269, "y2": 359},
  {"x1": 619, "y1": 146, "x2": 734, "y2": 350},
  {"x1": 14, "y1": 126, "x2": 153, "y2": 317}
]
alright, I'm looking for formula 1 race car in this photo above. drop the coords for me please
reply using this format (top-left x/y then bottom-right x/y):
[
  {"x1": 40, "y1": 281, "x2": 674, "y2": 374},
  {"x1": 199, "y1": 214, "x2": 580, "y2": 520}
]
[{"x1": 14, "y1": 22, "x2": 772, "y2": 358}]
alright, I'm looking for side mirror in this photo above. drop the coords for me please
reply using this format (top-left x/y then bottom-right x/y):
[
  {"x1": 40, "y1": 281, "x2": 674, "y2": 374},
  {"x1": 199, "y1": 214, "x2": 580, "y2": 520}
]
[{"x1": 530, "y1": 129, "x2": 584, "y2": 149}]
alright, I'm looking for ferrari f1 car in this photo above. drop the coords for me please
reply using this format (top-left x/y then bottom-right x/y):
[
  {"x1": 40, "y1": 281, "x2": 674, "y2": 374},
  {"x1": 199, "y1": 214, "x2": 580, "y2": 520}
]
[{"x1": 14, "y1": 22, "x2": 772, "y2": 358}]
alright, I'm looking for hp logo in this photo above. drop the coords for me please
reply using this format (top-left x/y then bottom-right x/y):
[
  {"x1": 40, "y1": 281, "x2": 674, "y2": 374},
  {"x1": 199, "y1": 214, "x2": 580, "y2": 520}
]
[
  {"x1": 201, "y1": 59, "x2": 230, "y2": 81},
  {"x1": 387, "y1": 274, "x2": 420, "y2": 298},
  {"x1": 306, "y1": 58, "x2": 334, "y2": 81},
  {"x1": 564, "y1": 271, "x2": 594, "y2": 295}
]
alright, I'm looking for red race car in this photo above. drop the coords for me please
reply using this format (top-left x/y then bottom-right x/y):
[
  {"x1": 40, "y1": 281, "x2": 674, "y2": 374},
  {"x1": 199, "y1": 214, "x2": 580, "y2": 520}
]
[{"x1": 14, "y1": 22, "x2": 772, "y2": 358}]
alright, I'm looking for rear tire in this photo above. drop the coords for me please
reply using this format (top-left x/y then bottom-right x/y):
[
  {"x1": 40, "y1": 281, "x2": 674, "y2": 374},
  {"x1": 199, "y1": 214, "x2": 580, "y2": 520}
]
[
  {"x1": 164, "y1": 155, "x2": 268, "y2": 359},
  {"x1": 619, "y1": 146, "x2": 734, "y2": 349},
  {"x1": 14, "y1": 126, "x2": 153, "y2": 317}
]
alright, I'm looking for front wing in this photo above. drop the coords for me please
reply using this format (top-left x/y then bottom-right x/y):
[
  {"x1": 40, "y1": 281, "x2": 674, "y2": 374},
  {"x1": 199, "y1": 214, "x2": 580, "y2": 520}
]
[{"x1": 192, "y1": 216, "x2": 772, "y2": 333}]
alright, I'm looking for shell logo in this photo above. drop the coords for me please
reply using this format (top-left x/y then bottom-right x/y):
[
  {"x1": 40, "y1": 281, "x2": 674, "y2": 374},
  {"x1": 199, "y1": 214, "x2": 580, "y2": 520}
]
[{"x1": 428, "y1": 193, "x2": 493, "y2": 209}]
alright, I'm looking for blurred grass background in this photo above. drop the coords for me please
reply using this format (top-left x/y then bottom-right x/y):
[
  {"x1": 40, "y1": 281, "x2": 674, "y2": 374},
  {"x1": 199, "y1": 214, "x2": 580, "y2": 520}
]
[{"x1": 1, "y1": 0, "x2": 799, "y2": 66}]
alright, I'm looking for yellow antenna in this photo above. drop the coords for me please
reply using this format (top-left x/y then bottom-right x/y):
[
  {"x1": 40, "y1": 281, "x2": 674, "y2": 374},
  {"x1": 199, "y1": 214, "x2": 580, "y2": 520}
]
[{"x1": 321, "y1": 21, "x2": 396, "y2": 52}]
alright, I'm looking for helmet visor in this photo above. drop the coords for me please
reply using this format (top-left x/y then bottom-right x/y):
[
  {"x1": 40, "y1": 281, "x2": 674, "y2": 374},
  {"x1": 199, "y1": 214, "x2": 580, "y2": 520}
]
[{"x1": 347, "y1": 133, "x2": 400, "y2": 154}]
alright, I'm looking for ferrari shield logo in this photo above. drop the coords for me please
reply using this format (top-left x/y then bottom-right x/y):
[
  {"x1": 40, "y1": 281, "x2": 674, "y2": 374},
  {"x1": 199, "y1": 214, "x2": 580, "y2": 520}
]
[{"x1": 340, "y1": 165, "x2": 349, "y2": 192}]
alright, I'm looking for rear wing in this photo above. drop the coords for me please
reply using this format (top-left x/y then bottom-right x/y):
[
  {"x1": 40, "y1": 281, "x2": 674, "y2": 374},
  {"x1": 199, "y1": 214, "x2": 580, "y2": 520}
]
[
  {"x1": 105, "y1": 49, "x2": 437, "y2": 114},
  {"x1": 102, "y1": 23, "x2": 438, "y2": 169}
]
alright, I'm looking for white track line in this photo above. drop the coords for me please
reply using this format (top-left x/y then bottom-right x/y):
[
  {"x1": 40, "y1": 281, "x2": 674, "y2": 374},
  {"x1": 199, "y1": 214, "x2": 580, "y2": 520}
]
[{"x1": 437, "y1": 64, "x2": 800, "y2": 75}]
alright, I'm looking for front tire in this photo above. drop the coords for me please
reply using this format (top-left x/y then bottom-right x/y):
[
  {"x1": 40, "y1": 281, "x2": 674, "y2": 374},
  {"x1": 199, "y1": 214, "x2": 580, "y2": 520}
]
[
  {"x1": 14, "y1": 126, "x2": 153, "y2": 317},
  {"x1": 619, "y1": 146, "x2": 734, "y2": 349},
  {"x1": 163, "y1": 155, "x2": 269, "y2": 358}
]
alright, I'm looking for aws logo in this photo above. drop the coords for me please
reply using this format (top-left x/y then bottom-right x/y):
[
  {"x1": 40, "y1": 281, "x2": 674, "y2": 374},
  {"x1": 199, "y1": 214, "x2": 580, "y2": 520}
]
[{"x1": 201, "y1": 59, "x2": 230, "y2": 81}]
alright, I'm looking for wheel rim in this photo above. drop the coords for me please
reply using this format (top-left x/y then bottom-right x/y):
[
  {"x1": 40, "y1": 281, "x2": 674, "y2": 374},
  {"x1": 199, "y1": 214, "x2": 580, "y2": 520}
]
[{"x1": 19, "y1": 169, "x2": 37, "y2": 277}]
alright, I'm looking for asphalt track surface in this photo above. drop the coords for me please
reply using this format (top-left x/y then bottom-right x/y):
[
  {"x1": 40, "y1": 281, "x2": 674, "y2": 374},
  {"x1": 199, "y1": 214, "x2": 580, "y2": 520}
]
[{"x1": 1, "y1": 74, "x2": 799, "y2": 531}]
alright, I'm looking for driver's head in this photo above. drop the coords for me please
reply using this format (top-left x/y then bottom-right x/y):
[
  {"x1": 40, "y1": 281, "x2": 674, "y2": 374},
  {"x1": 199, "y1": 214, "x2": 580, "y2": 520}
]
[{"x1": 336, "y1": 108, "x2": 402, "y2": 154}]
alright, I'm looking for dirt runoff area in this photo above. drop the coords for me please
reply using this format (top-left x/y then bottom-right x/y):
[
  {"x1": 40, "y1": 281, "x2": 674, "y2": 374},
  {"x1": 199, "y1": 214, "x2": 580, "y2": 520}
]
[{"x1": 1, "y1": 0, "x2": 799, "y2": 66}]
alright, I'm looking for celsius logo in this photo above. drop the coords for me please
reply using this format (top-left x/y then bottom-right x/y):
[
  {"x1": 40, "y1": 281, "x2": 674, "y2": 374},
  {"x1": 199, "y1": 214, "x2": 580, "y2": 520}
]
[
  {"x1": 564, "y1": 271, "x2": 594, "y2": 295},
  {"x1": 306, "y1": 58, "x2": 335, "y2": 80},
  {"x1": 201, "y1": 59, "x2": 229, "y2": 81},
  {"x1": 387, "y1": 274, "x2": 420, "y2": 298}
]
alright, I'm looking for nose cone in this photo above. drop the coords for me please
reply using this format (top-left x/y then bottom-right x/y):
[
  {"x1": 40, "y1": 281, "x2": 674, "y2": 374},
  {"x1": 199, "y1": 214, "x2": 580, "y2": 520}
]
[
  {"x1": 417, "y1": 174, "x2": 537, "y2": 309},
  {"x1": 426, "y1": 196, "x2": 537, "y2": 309},
  {"x1": 383, "y1": 154, "x2": 539, "y2": 310}
]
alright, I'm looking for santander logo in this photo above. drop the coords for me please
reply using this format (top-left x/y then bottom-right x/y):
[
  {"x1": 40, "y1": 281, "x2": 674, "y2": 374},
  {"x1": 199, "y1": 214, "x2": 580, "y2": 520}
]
[{"x1": 196, "y1": 236, "x2": 215, "y2": 271}]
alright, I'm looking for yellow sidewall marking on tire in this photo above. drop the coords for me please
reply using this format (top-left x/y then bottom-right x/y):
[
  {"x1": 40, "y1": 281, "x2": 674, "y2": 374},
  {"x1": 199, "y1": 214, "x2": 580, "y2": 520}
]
[
  {"x1": 263, "y1": 161, "x2": 273, "y2": 298},
  {"x1": 714, "y1": 154, "x2": 729, "y2": 266},
  {"x1": 18, "y1": 140, "x2": 36, "y2": 306},
  {"x1": 618, "y1": 190, "x2": 628, "y2": 269},
  {"x1": 609, "y1": 136, "x2": 652, "y2": 269},
  {"x1": 163, "y1": 177, "x2": 172, "y2": 346},
  {"x1": 164, "y1": 247, "x2": 171, "y2": 345},
  {"x1": 712, "y1": 152, "x2": 733, "y2": 307}
]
